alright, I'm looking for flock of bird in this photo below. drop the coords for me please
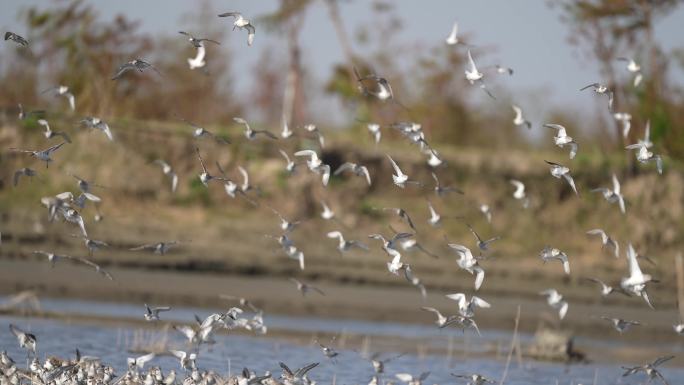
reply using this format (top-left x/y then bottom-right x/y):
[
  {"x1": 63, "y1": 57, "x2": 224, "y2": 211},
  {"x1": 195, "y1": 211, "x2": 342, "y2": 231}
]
[{"x1": 1, "y1": 9, "x2": 678, "y2": 385}]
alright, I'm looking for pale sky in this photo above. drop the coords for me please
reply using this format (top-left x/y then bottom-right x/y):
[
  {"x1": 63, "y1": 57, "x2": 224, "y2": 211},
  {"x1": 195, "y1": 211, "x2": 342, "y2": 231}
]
[{"x1": 2, "y1": 0, "x2": 683, "y2": 126}]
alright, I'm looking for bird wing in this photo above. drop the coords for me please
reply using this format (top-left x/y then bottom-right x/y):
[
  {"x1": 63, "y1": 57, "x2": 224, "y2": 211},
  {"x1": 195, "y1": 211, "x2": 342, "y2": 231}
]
[
  {"x1": 245, "y1": 25, "x2": 255, "y2": 46},
  {"x1": 294, "y1": 362, "x2": 319, "y2": 377},
  {"x1": 466, "y1": 50, "x2": 477, "y2": 72},
  {"x1": 563, "y1": 174, "x2": 578, "y2": 195},
  {"x1": 218, "y1": 12, "x2": 241, "y2": 18},
  {"x1": 136, "y1": 353, "x2": 156, "y2": 366},
  {"x1": 334, "y1": 162, "x2": 354, "y2": 175},
  {"x1": 421, "y1": 307, "x2": 442, "y2": 317},
  {"x1": 294, "y1": 150, "x2": 317, "y2": 160},
  {"x1": 395, "y1": 374, "x2": 414, "y2": 382},
  {"x1": 387, "y1": 155, "x2": 403, "y2": 175},
  {"x1": 44, "y1": 142, "x2": 66, "y2": 155},
  {"x1": 326, "y1": 231, "x2": 342, "y2": 239},
  {"x1": 580, "y1": 83, "x2": 599, "y2": 91},
  {"x1": 471, "y1": 296, "x2": 491, "y2": 309}
]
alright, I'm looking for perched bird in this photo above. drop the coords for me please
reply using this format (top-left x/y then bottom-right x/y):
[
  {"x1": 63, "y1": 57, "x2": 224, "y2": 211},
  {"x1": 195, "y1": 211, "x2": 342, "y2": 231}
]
[
  {"x1": 421, "y1": 307, "x2": 459, "y2": 328},
  {"x1": 512, "y1": 105, "x2": 532, "y2": 129},
  {"x1": 465, "y1": 50, "x2": 495, "y2": 99},
  {"x1": 80, "y1": 117, "x2": 114, "y2": 141},
  {"x1": 447, "y1": 243, "x2": 486, "y2": 290},
  {"x1": 591, "y1": 173, "x2": 626, "y2": 214},
  {"x1": 218, "y1": 12, "x2": 255, "y2": 46},
  {"x1": 545, "y1": 123, "x2": 578, "y2": 159},
  {"x1": 37, "y1": 119, "x2": 71, "y2": 143},
  {"x1": 580, "y1": 82, "x2": 614, "y2": 111},
  {"x1": 586, "y1": 228, "x2": 620, "y2": 258},
  {"x1": 10, "y1": 142, "x2": 66, "y2": 168},
  {"x1": 112, "y1": 59, "x2": 161, "y2": 80},
  {"x1": 4, "y1": 31, "x2": 29, "y2": 47},
  {"x1": 327, "y1": 231, "x2": 368, "y2": 253},
  {"x1": 446, "y1": 293, "x2": 491, "y2": 318},
  {"x1": 41, "y1": 85, "x2": 75, "y2": 111},
  {"x1": 234, "y1": 117, "x2": 277, "y2": 140},
  {"x1": 539, "y1": 246, "x2": 570, "y2": 275},
  {"x1": 294, "y1": 149, "x2": 330, "y2": 186},
  {"x1": 601, "y1": 316, "x2": 640, "y2": 334},
  {"x1": 144, "y1": 304, "x2": 172, "y2": 322},
  {"x1": 153, "y1": 160, "x2": 178, "y2": 193},
  {"x1": 621, "y1": 355, "x2": 673, "y2": 384},
  {"x1": 539, "y1": 289, "x2": 568, "y2": 320},
  {"x1": 9, "y1": 324, "x2": 37, "y2": 354},
  {"x1": 334, "y1": 162, "x2": 371, "y2": 185},
  {"x1": 289, "y1": 278, "x2": 325, "y2": 297},
  {"x1": 545, "y1": 160, "x2": 578, "y2": 195},
  {"x1": 13, "y1": 167, "x2": 38, "y2": 187}
]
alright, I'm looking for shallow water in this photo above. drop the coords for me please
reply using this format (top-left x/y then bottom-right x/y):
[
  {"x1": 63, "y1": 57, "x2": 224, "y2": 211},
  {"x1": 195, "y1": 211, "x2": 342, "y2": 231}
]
[{"x1": 1, "y1": 298, "x2": 683, "y2": 385}]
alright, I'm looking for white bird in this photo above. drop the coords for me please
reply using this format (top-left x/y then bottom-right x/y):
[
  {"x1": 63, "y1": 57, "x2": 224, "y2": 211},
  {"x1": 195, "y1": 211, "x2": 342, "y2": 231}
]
[
  {"x1": 446, "y1": 293, "x2": 491, "y2": 318},
  {"x1": 465, "y1": 50, "x2": 495, "y2": 99},
  {"x1": 583, "y1": 277, "x2": 626, "y2": 297},
  {"x1": 169, "y1": 350, "x2": 197, "y2": 371},
  {"x1": 269, "y1": 207, "x2": 301, "y2": 233},
  {"x1": 586, "y1": 229, "x2": 620, "y2": 258},
  {"x1": 424, "y1": 147, "x2": 444, "y2": 168},
  {"x1": 80, "y1": 117, "x2": 113, "y2": 141},
  {"x1": 294, "y1": 149, "x2": 330, "y2": 186},
  {"x1": 509, "y1": 179, "x2": 529, "y2": 208},
  {"x1": 218, "y1": 12, "x2": 255, "y2": 46},
  {"x1": 10, "y1": 142, "x2": 66, "y2": 168},
  {"x1": 303, "y1": 123, "x2": 325, "y2": 148},
  {"x1": 153, "y1": 160, "x2": 178, "y2": 193},
  {"x1": 387, "y1": 155, "x2": 413, "y2": 188},
  {"x1": 130, "y1": 241, "x2": 179, "y2": 255},
  {"x1": 399, "y1": 238, "x2": 439, "y2": 259},
  {"x1": 447, "y1": 243, "x2": 486, "y2": 290},
  {"x1": 426, "y1": 201, "x2": 441, "y2": 227},
  {"x1": 539, "y1": 289, "x2": 568, "y2": 320},
  {"x1": 279, "y1": 149, "x2": 297, "y2": 174},
  {"x1": 539, "y1": 246, "x2": 570, "y2": 275},
  {"x1": 545, "y1": 160, "x2": 578, "y2": 195},
  {"x1": 368, "y1": 232, "x2": 414, "y2": 259},
  {"x1": 127, "y1": 353, "x2": 155, "y2": 371},
  {"x1": 234, "y1": 117, "x2": 277, "y2": 140},
  {"x1": 37, "y1": 119, "x2": 71, "y2": 143},
  {"x1": 545, "y1": 123, "x2": 578, "y2": 159},
  {"x1": 367, "y1": 123, "x2": 381, "y2": 144},
  {"x1": 144, "y1": 304, "x2": 171, "y2": 321},
  {"x1": 42, "y1": 85, "x2": 75, "y2": 111},
  {"x1": 479, "y1": 204, "x2": 492, "y2": 223},
  {"x1": 334, "y1": 162, "x2": 371, "y2": 185},
  {"x1": 195, "y1": 147, "x2": 226, "y2": 186},
  {"x1": 626, "y1": 140, "x2": 662, "y2": 174},
  {"x1": 112, "y1": 58, "x2": 161, "y2": 80},
  {"x1": 280, "y1": 115, "x2": 294, "y2": 139},
  {"x1": 395, "y1": 372, "x2": 430, "y2": 385},
  {"x1": 617, "y1": 57, "x2": 642, "y2": 87},
  {"x1": 620, "y1": 243, "x2": 655, "y2": 309},
  {"x1": 179, "y1": 31, "x2": 220, "y2": 48},
  {"x1": 327, "y1": 231, "x2": 368, "y2": 253},
  {"x1": 180, "y1": 117, "x2": 229, "y2": 144},
  {"x1": 187, "y1": 44, "x2": 206, "y2": 70},
  {"x1": 613, "y1": 112, "x2": 632, "y2": 139},
  {"x1": 421, "y1": 307, "x2": 459, "y2": 328},
  {"x1": 580, "y1": 82, "x2": 613, "y2": 111},
  {"x1": 354, "y1": 68, "x2": 396, "y2": 102},
  {"x1": 638, "y1": 120, "x2": 654, "y2": 148},
  {"x1": 673, "y1": 323, "x2": 684, "y2": 335},
  {"x1": 591, "y1": 173, "x2": 626, "y2": 214},
  {"x1": 320, "y1": 200, "x2": 335, "y2": 220},
  {"x1": 601, "y1": 316, "x2": 640, "y2": 334},
  {"x1": 445, "y1": 22, "x2": 461, "y2": 45},
  {"x1": 512, "y1": 105, "x2": 532, "y2": 129}
]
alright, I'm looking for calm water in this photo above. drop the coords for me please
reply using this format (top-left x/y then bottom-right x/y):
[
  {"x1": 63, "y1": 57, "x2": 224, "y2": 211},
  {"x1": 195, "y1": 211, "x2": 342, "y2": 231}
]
[{"x1": 1, "y1": 298, "x2": 683, "y2": 385}]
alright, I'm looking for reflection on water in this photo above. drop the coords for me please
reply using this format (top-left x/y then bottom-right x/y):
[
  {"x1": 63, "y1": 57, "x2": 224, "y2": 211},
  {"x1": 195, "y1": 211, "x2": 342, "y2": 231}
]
[{"x1": 1, "y1": 298, "x2": 683, "y2": 384}]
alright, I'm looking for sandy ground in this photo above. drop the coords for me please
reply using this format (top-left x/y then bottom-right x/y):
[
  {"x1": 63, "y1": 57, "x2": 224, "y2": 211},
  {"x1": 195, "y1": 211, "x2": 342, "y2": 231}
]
[{"x1": 0, "y1": 258, "x2": 682, "y2": 367}]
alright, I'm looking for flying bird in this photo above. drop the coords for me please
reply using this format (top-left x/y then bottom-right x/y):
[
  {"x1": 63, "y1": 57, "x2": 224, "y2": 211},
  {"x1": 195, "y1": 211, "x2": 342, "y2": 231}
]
[
  {"x1": 112, "y1": 59, "x2": 161, "y2": 80},
  {"x1": 234, "y1": 117, "x2": 277, "y2": 140},
  {"x1": 218, "y1": 12, "x2": 255, "y2": 46},
  {"x1": 153, "y1": 160, "x2": 178, "y2": 193},
  {"x1": 13, "y1": 168, "x2": 38, "y2": 187},
  {"x1": 41, "y1": 85, "x2": 75, "y2": 111},
  {"x1": 545, "y1": 160, "x2": 578, "y2": 195},
  {"x1": 545, "y1": 123, "x2": 578, "y2": 159},
  {"x1": 4, "y1": 31, "x2": 29, "y2": 47},
  {"x1": 80, "y1": 117, "x2": 114, "y2": 141},
  {"x1": 539, "y1": 246, "x2": 570, "y2": 275},
  {"x1": 539, "y1": 289, "x2": 568, "y2": 320},
  {"x1": 144, "y1": 304, "x2": 172, "y2": 322},
  {"x1": 289, "y1": 278, "x2": 325, "y2": 297},
  {"x1": 465, "y1": 50, "x2": 495, "y2": 99},
  {"x1": 294, "y1": 149, "x2": 330, "y2": 186},
  {"x1": 37, "y1": 119, "x2": 71, "y2": 143},
  {"x1": 10, "y1": 142, "x2": 67, "y2": 168},
  {"x1": 580, "y1": 82, "x2": 613, "y2": 111},
  {"x1": 586, "y1": 228, "x2": 620, "y2": 258},
  {"x1": 591, "y1": 173, "x2": 626, "y2": 214},
  {"x1": 334, "y1": 162, "x2": 372, "y2": 185},
  {"x1": 512, "y1": 105, "x2": 532, "y2": 129}
]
